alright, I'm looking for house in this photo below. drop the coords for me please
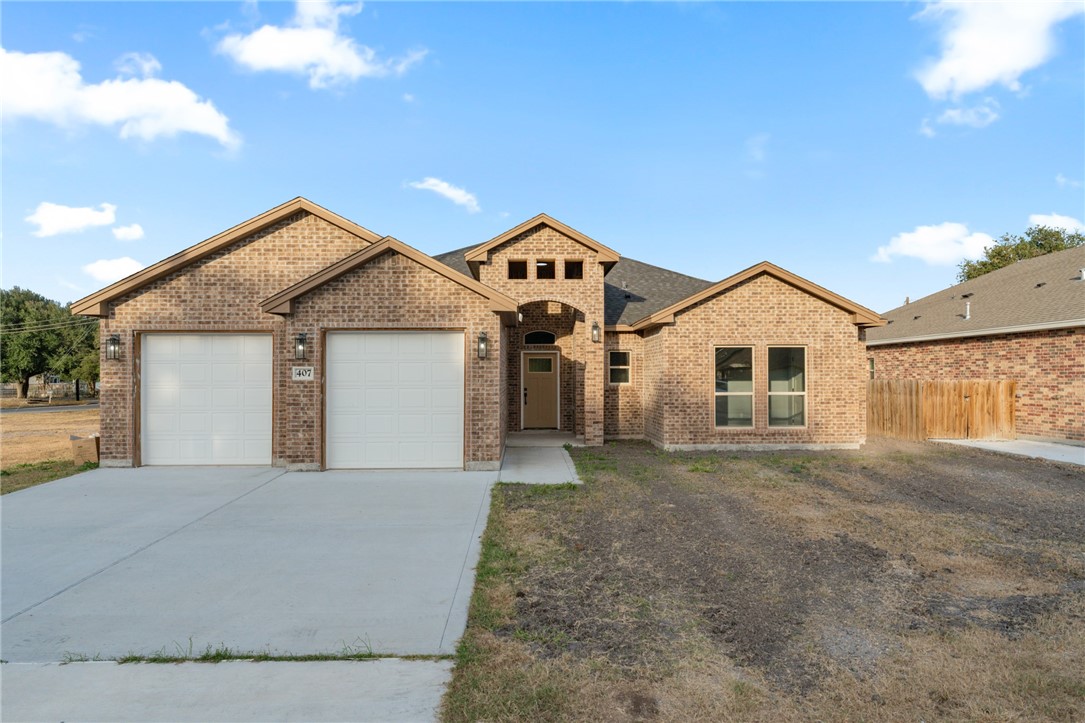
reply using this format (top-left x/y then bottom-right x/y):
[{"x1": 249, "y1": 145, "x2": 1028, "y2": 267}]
[
  {"x1": 72, "y1": 198, "x2": 884, "y2": 470},
  {"x1": 866, "y1": 246, "x2": 1085, "y2": 444}
]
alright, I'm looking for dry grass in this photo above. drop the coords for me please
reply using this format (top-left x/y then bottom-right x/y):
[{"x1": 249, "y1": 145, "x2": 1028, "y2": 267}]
[
  {"x1": 0, "y1": 409, "x2": 100, "y2": 467},
  {"x1": 441, "y1": 440, "x2": 1085, "y2": 722}
]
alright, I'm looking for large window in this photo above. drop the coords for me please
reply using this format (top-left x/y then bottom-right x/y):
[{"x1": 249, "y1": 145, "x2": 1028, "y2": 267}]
[
  {"x1": 714, "y1": 347, "x2": 753, "y2": 427},
  {"x1": 768, "y1": 347, "x2": 805, "y2": 427},
  {"x1": 609, "y1": 351, "x2": 630, "y2": 384}
]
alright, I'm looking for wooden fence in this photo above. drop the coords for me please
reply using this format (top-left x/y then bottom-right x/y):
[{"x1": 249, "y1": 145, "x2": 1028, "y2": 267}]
[{"x1": 868, "y1": 380, "x2": 1016, "y2": 441}]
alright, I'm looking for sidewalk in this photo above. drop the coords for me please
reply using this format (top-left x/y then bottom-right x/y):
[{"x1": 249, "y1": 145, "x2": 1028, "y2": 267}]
[{"x1": 934, "y1": 439, "x2": 1084, "y2": 466}]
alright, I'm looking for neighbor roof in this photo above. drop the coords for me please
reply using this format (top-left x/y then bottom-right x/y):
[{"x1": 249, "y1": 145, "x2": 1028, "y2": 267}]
[
  {"x1": 72, "y1": 197, "x2": 381, "y2": 317},
  {"x1": 867, "y1": 246, "x2": 1085, "y2": 346}
]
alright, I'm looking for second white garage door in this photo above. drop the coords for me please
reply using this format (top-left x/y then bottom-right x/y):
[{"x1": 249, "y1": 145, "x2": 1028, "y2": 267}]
[{"x1": 325, "y1": 331, "x2": 465, "y2": 469}]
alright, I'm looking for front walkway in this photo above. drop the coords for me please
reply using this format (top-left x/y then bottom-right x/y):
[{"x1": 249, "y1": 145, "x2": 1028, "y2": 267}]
[
  {"x1": 499, "y1": 446, "x2": 582, "y2": 484},
  {"x1": 934, "y1": 438, "x2": 1085, "y2": 466}
]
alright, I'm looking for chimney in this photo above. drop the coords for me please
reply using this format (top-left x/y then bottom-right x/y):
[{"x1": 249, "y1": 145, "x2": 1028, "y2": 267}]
[
  {"x1": 965, "y1": 301, "x2": 971, "y2": 320},
  {"x1": 904, "y1": 296, "x2": 910, "y2": 305}
]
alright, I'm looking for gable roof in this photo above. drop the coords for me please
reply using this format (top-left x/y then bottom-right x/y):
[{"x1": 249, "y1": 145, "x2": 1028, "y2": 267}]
[
  {"x1": 462, "y1": 214, "x2": 621, "y2": 266},
  {"x1": 604, "y1": 257, "x2": 715, "y2": 326},
  {"x1": 260, "y1": 236, "x2": 519, "y2": 318},
  {"x1": 72, "y1": 197, "x2": 381, "y2": 317},
  {"x1": 629, "y1": 261, "x2": 885, "y2": 330},
  {"x1": 867, "y1": 246, "x2": 1085, "y2": 346}
]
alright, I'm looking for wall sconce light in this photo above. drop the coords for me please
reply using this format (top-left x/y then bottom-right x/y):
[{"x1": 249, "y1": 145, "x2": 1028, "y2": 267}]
[
  {"x1": 295, "y1": 333, "x2": 308, "y2": 360},
  {"x1": 591, "y1": 321, "x2": 601, "y2": 343},
  {"x1": 477, "y1": 330, "x2": 489, "y2": 359},
  {"x1": 106, "y1": 334, "x2": 121, "y2": 360}
]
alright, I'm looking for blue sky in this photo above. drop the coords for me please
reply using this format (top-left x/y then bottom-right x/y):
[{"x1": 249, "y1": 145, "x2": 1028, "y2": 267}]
[{"x1": 3, "y1": 1, "x2": 1083, "y2": 314}]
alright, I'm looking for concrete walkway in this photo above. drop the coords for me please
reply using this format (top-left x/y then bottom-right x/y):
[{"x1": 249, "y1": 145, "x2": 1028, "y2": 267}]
[
  {"x1": 499, "y1": 446, "x2": 581, "y2": 484},
  {"x1": 2, "y1": 659, "x2": 452, "y2": 722},
  {"x1": 934, "y1": 439, "x2": 1085, "y2": 466}
]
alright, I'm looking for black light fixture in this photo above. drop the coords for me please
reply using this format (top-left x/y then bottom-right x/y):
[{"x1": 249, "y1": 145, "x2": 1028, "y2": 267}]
[
  {"x1": 477, "y1": 330, "x2": 489, "y2": 359},
  {"x1": 295, "y1": 333, "x2": 308, "y2": 360},
  {"x1": 106, "y1": 334, "x2": 121, "y2": 360},
  {"x1": 591, "y1": 321, "x2": 601, "y2": 343}
]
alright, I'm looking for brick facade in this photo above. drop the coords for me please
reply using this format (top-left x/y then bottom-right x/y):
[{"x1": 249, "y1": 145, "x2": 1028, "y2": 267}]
[
  {"x1": 644, "y1": 274, "x2": 868, "y2": 449},
  {"x1": 93, "y1": 207, "x2": 874, "y2": 468},
  {"x1": 868, "y1": 327, "x2": 1085, "y2": 443}
]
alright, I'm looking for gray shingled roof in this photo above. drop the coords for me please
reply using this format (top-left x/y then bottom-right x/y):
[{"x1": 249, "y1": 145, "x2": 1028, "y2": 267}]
[
  {"x1": 867, "y1": 245, "x2": 1085, "y2": 344},
  {"x1": 431, "y1": 245, "x2": 714, "y2": 326}
]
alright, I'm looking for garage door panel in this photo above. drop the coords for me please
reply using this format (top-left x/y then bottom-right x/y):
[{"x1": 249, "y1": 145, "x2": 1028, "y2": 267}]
[
  {"x1": 142, "y1": 334, "x2": 271, "y2": 465},
  {"x1": 327, "y1": 332, "x2": 464, "y2": 469}
]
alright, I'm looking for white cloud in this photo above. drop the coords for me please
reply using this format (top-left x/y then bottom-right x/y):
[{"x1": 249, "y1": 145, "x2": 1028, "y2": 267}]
[
  {"x1": 408, "y1": 177, "x2": 480, "y2": 213},
  {"x1": 26, "y1": 202, "x2": 116, "y2": 237},
  {"x1": 402, "y1": 92, "x2": 415, "y2": 103},
  {"x1": 217, "y1": 0, "x2": 427, "y2": 89},
  {"x1": 114, "y1": 51, "x2": 162, "y2": 78},
  {"x1": 112, "y1": 223, "x2": 145, "y2": 241},
  {"x1": 745, "y1": 132, "x2": 770, "y2": 163},
  {"x1": 936, "y1": 98, "x2": 1000, "y2": 128},
  {"x1": 1028, "y1": 213, "x2": 1085, "y2": 233},
  {"x1": 83, "y1": 256, "x2": 145, "y2": 283},
  {"x1": 915, "y1": 2, "x2": 1084, "y2": 100},
  {"x1": 1056, "y1": 173, "x2": 1082, "y2": 189},
  {"x1": 872, "y1": 222, "x2": 993, "y2": 265},
  {"x1": 919, "y1": 118, "x2": 936, "y2": 137},
  {"x1": 1, "y1": 48, "x2": 239, "y2": 148}
]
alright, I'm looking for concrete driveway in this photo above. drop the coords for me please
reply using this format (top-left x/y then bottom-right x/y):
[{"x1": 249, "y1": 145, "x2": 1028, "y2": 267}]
[{"x1": 2, "y1": 466, "x2": 493, "y2": 661}]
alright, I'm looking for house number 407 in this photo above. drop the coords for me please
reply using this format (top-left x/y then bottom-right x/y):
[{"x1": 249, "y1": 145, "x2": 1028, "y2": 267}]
[{"x1": 292, "y1": 366, "x2": 315, "y2": 381}]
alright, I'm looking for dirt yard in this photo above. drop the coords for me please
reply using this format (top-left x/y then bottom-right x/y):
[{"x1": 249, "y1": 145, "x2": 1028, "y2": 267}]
[
  {"x1": 1, "y1": 409, "x2": 100, "y2": 467},
  {"x1": 443, "y1": 438, "x2": 1085, "y2": 722}
]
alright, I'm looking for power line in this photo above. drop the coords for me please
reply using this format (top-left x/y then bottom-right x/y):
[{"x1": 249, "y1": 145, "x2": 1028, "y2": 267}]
[{"x1": 1, "y1": 318, "x2": 99, "y2": 334}]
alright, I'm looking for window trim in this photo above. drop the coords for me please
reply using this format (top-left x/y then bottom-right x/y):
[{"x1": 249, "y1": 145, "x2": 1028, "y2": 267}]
[
  {"x1": 564, "y1": 259, "x2": 584, "y2": 280},
  {"x1": 535, "y1": 259, "x2": 556, "y2": 280},
  {"x1": 608, "y1": 349, "x2": 631, "y2": 386},
  {"x1": 713, "y1": 345, "x2": 755, "y2": 429},
  {"x1": 767, "y1": 345, "x2": 808, "y2": 429},
  {"x1": 508, "y1": 259, "x2": 528, "y2": 280}
]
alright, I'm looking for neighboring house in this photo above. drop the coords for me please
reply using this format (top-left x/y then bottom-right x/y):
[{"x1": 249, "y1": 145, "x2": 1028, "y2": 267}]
[
  {"x1": 73, "y1": 198, "x2": 883, "y2": 470},
  {"x1": 867, "y1": 246, "x2": 1085, "y2": 444}
]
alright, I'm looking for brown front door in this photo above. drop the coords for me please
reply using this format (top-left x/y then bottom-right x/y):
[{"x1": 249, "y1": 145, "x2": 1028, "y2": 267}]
[{"x1": 523, "y1": 353, "x2": 558, "y2": 429}]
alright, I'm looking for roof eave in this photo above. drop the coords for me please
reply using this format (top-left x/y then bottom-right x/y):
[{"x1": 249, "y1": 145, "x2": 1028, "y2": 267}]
[{"x1": 463, "y1": 213, "x2": 620, "y2": 264}]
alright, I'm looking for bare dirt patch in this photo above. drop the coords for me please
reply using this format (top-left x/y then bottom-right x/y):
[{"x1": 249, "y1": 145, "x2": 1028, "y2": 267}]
[
  {"x1": 1, "y1": 409, "x2": 100, "y2": 466},
  {"x1": 443, "y1": 438, "x2": 1085, "y2": 722}
]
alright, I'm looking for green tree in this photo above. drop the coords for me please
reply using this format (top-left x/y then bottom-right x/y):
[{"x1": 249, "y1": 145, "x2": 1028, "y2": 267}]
[
  {"x1": 1, "y1": 288, "x2": 97, "y2": 398},
  {"x1": 957, "y1": 225, "x2": 1085, "y2": 282},
  {"x1": 49, "y1": 304, "x2": 100, "y2": 394}
]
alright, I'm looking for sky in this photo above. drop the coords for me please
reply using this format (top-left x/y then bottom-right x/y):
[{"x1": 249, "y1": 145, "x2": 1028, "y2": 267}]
[{"x1": 2, "y1": 1, "x2": 1083, "y2": 315}]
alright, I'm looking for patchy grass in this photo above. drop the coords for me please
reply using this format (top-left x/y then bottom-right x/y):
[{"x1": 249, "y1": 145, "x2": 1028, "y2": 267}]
[
  {"x1": 441, "y1": 439, "x2": 1085, "y2": 722},
  {"x1": 1, "y1": 408, "x2": 99, "y2": 466},
  {"x1": 1, "y1": 460, "x2": 98, "y2": 495}
]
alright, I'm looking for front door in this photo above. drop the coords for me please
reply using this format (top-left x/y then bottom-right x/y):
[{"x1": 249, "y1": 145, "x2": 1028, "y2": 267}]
[{"x1": 523, "y1": 353, "x2": 558, "y2": 429}]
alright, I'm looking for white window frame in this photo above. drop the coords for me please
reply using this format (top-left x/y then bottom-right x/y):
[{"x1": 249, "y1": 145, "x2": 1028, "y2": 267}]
[
  {"x1": 608, "y1": 350, "x2": 631, "y2": 385},
  {"x1": 767, "y1": 345, "x2": 807, "y2": 428},
  {"x1": 713, "y1": 345, "x2": 754, "y2": 429}
]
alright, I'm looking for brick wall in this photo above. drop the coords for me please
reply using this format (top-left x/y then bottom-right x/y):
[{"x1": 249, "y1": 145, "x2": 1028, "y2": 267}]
[
  {"x1": 477, "y1": 224, "x2": 606, "y2": 444},
  {"x1": 100, "y1": 211, "x2": 371, "y2": 465},
  {"x1": 642, "y1": 327, "x2": 667, "y2": 446},
  {"x1": 868, "y1": 327, "x2": 1085, "y2": 442},
  {"x1": 283, "y1": 251, "x2": 505, "y2": 468},
  {"x1": 652, "y1": 273, "x2": 867, "y2": 448},
  {"x1": 604, "y1": 330, "x2": 644, "y2": 437}
]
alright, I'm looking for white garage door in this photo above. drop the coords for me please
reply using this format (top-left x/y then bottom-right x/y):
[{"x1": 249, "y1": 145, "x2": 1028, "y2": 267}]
[
  {"x1": 141, "y1": 334, "x2": 272, "y2": 465},
  {"x1": 326, "y1": 331, "x2": 464, "y2": 469}
]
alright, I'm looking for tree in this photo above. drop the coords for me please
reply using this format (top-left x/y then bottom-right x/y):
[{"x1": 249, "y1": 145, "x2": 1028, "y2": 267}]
[
  {"x1": 957, "y1": 225, "x2": 1085, "y2": 282},
  {"x1": 49, "y1": 304, "x2": 100, "y2": 394},
  {"x1": 1, "y1": 288, "x2": 98, "y2": 398}
]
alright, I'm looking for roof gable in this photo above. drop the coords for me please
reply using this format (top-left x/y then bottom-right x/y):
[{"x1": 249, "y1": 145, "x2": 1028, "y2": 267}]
[
  {"x1": 72, "y1": 197, "x2": 381, "y2": 317},
  {"x1": 629, "y1": 261, "x2": 884, "y2": 330},
  {"x1": 463, "y1": 214, "x2": 620, "y2": 266},
  {"x1": 260, "y1": 237, "x2": 519, "y2": 317}
]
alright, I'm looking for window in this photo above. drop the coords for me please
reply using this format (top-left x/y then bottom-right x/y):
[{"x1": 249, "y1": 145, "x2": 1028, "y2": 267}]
[
  {"x1": 508, "y1": 260, "x2": 528, "y2": 279},
  {"x1": 868, "y1": 358, "x2": 875, "y2": 380},
  {"x1": 768, "y1": 347, "x2": 805, "y2": 427},
  {"x1": 527, "y1": 357, "x2": 553, "y2": 373},
  {"x1": 524, "y1": 330, "x2": 556, "y2": 345},
  {"x1": 714, "y1": 347, "x2": 753, "y2": 427},
  {"x1": 536, "y1": 260, "x2": 556, "y2": 279},
  {"x1": 608, "y1": 351, "x2": 630, "y2": 384},
  {"x1": 564, "y1": 260, "x2": 584, "y2": 280}
]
